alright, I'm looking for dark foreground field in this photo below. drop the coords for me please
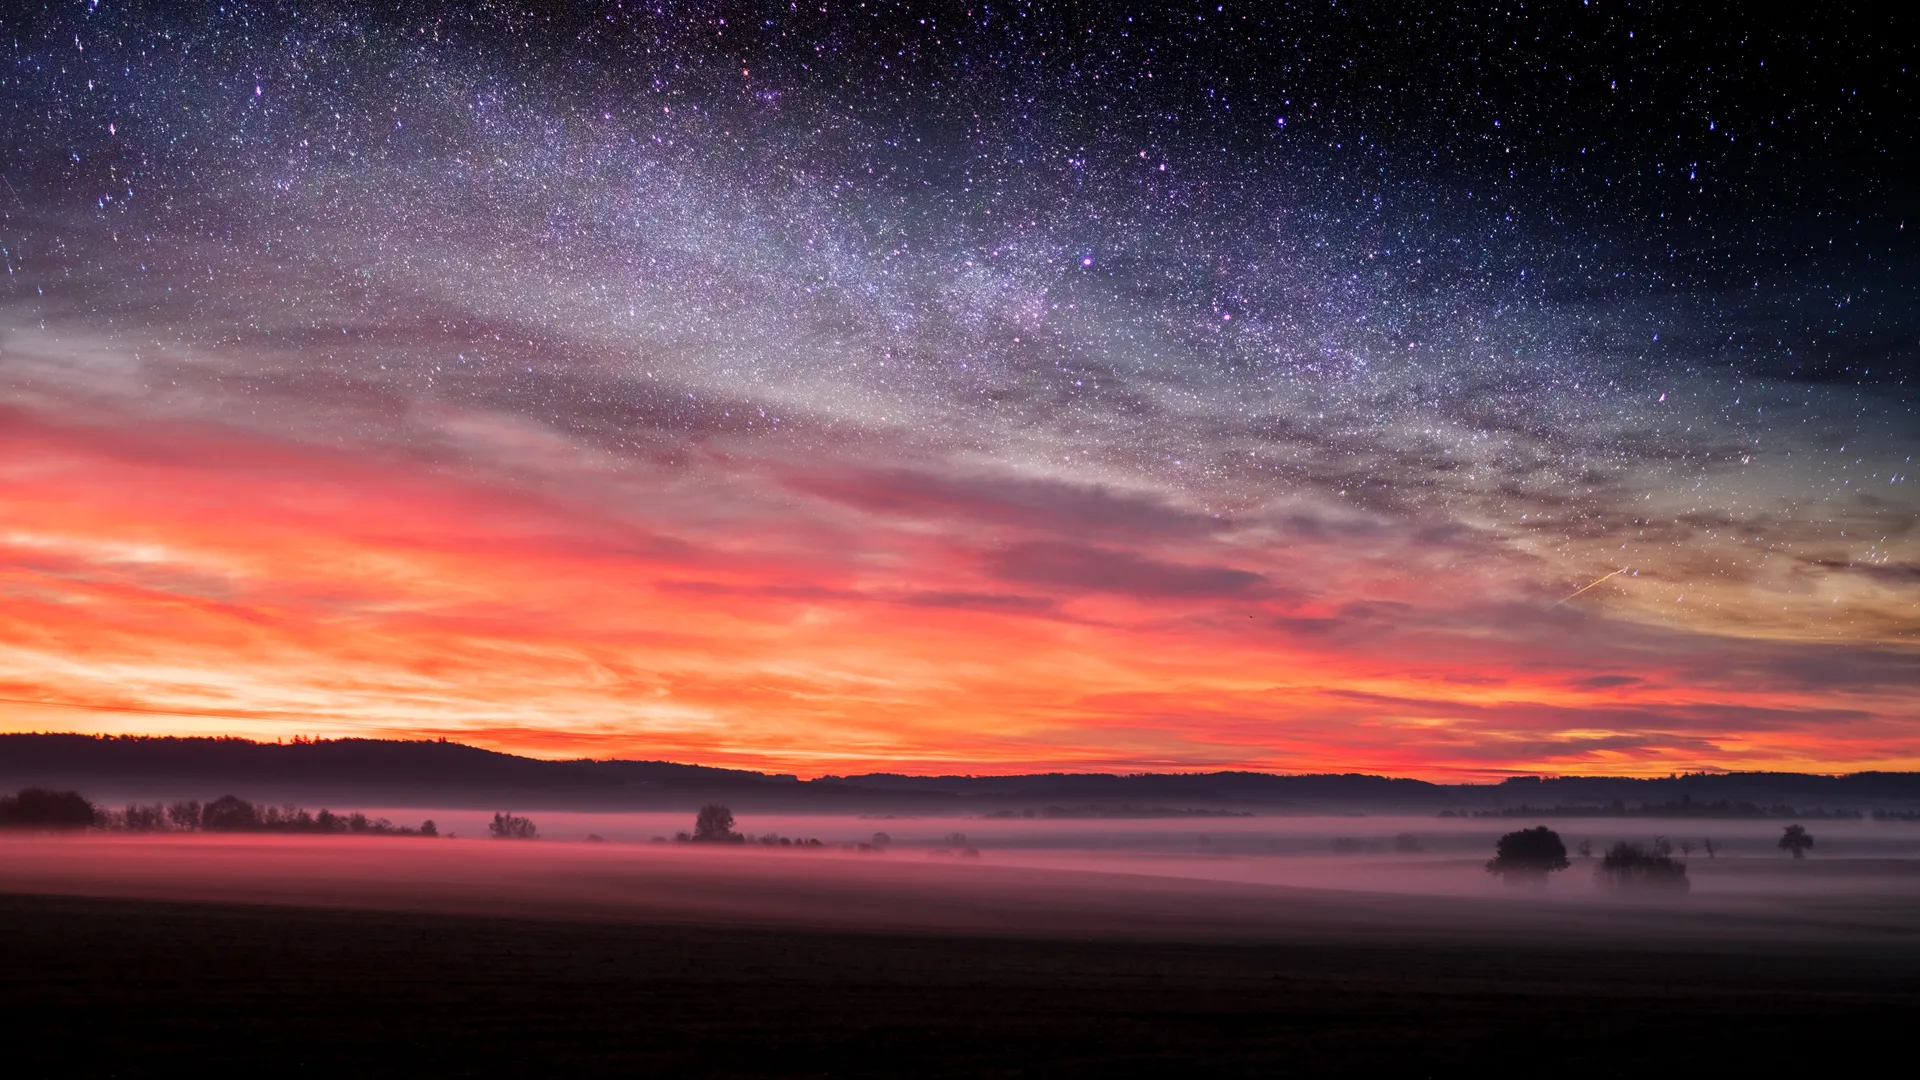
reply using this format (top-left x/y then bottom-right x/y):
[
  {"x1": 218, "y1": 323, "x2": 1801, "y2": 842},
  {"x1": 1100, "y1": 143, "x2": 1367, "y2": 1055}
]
[{"x1": 3, "y1": 892, "x2": 1915, "y2": 1078}]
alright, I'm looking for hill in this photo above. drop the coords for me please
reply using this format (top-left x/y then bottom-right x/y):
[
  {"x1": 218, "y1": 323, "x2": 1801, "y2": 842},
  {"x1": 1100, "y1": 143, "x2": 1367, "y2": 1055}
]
[{"x1": 2, "y1": 733, "x2": 1917, "y2": 813}]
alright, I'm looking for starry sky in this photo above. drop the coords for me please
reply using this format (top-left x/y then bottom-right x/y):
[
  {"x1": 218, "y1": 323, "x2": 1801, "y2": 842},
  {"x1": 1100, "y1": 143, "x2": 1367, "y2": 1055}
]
[{"x1": 1, "y1": 1, "x2": 1915, "y2": 778}]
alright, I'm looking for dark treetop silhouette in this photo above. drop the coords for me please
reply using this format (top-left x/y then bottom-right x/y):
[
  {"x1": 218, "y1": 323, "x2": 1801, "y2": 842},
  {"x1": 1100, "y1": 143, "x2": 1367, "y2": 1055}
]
[
  {"x1": 1484, "y1": 826, "x2": 1570, "y2": 884},
  {"x1": 0, "y1": 788, "x2": 97, "y2": 828},
  {"x1": 0, "y1": 788, "x2": 439, "y2": 835},
  {"x1": 691, "y1": 804, "x2": 741, "y2": 843},
  {"x1": 1778, "y1": 824, "x2": 1815, "y2": 859},
  {"x1": 10, "y1": 736, "x2": 1920, "y2": 813}
]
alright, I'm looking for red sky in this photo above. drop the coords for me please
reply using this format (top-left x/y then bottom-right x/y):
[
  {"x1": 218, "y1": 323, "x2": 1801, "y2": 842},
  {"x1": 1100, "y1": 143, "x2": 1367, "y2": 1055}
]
[{"x1": 4, "y1": 400, "x2": 1913, "y2": 780}]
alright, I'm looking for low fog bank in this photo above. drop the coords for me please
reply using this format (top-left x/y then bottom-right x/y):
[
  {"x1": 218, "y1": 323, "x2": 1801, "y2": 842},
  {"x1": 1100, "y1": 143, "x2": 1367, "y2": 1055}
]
[
  {"x1": 3, "y1": 819, "x2": 1917, "y2": 957},
  {"x1": 388, "y1": 809, "x2": 1920, "y2": 859}
]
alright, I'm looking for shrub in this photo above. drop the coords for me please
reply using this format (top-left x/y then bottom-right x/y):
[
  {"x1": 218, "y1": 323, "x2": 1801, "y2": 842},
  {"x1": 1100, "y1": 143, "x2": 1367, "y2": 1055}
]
[
  {"x1": 488, "y1": 812, "x2": 538, "y2": 840},
  {"x1": 1597, "y1": 841, "x2": 1690, "y2": 893}
]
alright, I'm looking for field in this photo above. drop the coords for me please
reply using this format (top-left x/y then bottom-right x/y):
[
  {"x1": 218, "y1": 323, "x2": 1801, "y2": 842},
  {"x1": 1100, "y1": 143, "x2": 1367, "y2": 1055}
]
[{"x1": 4, "y1": 824, "x2": 1918, "y2": 1075}]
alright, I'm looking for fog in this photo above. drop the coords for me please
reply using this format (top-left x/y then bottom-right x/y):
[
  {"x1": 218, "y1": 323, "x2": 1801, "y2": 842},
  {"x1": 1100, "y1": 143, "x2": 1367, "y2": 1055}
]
[{"x1": 6, "y1": 812, "x2": 1919, "y2": 955}]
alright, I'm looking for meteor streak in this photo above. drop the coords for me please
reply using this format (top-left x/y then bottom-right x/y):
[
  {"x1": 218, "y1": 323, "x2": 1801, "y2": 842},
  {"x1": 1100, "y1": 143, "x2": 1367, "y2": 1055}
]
[{"x1": 1553, "y1": 569, "x2": 1629, "y2": 607}]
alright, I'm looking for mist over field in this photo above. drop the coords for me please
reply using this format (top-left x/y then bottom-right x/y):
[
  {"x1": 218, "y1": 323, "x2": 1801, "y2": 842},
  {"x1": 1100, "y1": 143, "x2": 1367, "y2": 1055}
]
[{"x1": 6, "y1": 811, "x2": 1918, "y2": 955}]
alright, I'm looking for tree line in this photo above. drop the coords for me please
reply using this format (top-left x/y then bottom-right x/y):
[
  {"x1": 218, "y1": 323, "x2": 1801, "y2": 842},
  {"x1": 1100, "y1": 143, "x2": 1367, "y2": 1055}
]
[
  {"x1": 0, "y1": 788, "x2": 437, "y2": 836},
  {"x1": 1465, "y1": 799, "x2": 1867, "y2": 820}
]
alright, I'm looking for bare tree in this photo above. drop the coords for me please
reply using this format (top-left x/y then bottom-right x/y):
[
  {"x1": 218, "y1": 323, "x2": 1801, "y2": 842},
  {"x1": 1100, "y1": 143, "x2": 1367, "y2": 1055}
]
[
  {"x1": 167, "y1": 801, "x2": 202, "y2": 830},
  {"x1": 1702, "y1": 838, "x2": 1718, "y2": 859},
  {"x1": 488, "y1": 812, "x2": 538, "y2": 840}
]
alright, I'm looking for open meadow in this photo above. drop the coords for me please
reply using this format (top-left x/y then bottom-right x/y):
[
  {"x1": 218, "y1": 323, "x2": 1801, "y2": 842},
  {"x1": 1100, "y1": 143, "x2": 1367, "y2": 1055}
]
[{"x1": 4, "y1": 816, "x2": 1918, "y2": 1075}]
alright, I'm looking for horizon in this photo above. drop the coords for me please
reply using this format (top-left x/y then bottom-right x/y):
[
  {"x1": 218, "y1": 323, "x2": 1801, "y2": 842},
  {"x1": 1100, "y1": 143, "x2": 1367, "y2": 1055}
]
[{"x1": 5, "y1": 730, "x2": 1912, "y2": 787}]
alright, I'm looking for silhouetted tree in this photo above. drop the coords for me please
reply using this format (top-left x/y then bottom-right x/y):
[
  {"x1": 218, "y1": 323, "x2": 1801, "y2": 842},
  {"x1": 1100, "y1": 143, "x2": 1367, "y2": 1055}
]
[
  {"x1": 420, "y1": 820, "x2": 438, "y2": 837},
  {"x1": 200, "y1": 795, "x2": 259, "y2": 831},
  {"x1": 1485, "y1": 826, "x2": 1570, "y2": 884},
  {"x1": 1778, "y1": 823, "x2": 1814, "y2": 859},
  {"x1": 0, "y1": 788, "x2": 97, "y2": 828},
  {"x1": 691, "y1": 804, "x2": 738, "y2": 843},
  {"x1": 870, "y1": 831, "x2": 892, "y2": 848},
  {"x1": 167, "y1": 800, "x2": 203, "y2": 830},
  {"x1": 1702, "y1": 838, "x2": 1718, "y2": 859},
  {"x1": 489, "y1": 812, "x2": 537, "y2": 840},
  {"x1": 1597, "y1": 841, "x2": 1690, "y2": 893},
  {"x1": 121, "y1": 803, "x2": 165, "y2": 831}
]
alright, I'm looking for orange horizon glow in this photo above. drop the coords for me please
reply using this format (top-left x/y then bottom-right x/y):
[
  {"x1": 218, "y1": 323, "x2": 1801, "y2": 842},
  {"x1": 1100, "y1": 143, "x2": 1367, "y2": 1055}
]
[{"x1": 4, "y1": 402, "x2": 1915, "y2": 783}]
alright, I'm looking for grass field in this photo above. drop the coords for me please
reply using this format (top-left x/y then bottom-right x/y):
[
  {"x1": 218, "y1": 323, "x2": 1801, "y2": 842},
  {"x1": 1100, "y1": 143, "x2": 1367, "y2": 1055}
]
[
  {"x1": 3, "y1": 892, "x2": 1916, "y2": 1077},
  {"x1": 3, "y1": 833, "x2": 1918, "y2": 1075}
]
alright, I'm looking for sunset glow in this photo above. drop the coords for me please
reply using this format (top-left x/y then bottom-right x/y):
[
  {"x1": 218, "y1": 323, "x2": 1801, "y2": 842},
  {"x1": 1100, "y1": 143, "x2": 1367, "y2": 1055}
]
[{"x1": 4, "y1": 394, "x2": 1912, "y2": 778}]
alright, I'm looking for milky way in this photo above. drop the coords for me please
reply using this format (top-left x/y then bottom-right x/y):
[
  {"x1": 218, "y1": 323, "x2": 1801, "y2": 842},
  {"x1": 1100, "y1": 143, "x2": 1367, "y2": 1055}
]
[{"x1": 1, "y1": 3, "x2": 1915, "y2": 776}]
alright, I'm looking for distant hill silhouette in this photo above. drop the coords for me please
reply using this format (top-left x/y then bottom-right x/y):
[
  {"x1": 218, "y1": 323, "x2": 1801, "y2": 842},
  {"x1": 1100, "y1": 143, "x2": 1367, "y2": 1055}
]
[
  {"x1": 2, "y1": 733, "x2": 1917, "y2": 812},
  {"x1": 1489, "y1": 772, "x2": 1920, "y2": 803},
  {"x1": 0, "y1": 734, "x2": 794, "y2": 807}
]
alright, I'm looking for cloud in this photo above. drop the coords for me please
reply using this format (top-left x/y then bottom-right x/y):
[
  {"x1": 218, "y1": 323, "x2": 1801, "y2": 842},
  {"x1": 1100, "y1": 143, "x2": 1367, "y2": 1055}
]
[
  {"x1": 987, "y1": 541, "x2": 1271, "y2": 599},
  {"x1": 789, "y1": 468, "x2": 1226, "y2": 539}
]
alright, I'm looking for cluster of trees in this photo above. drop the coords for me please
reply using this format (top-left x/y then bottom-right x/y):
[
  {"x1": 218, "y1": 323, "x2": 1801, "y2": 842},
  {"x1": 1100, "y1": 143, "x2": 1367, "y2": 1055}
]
[
  {"x1": 1487, "y1": 823, "x2": 1820, "y2": 891},
  {"x1": 0, "y1": 788, "x2": 97, "y2": 828},
  {"x1": 0, "y1": 788, "x2": 438, "y2": 836},
  {"x1": 1472, "y1": 800, "x2": 1864, "y2": 820},
  {"x1": 166, "y1": 796, "x2": 437, "y2": 835}
]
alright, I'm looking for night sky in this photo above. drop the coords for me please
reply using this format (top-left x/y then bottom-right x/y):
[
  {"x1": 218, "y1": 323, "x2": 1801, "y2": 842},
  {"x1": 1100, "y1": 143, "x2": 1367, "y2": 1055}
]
[{"x1": 1, "y1": 1, "x2": 1914, "y2": 777}]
